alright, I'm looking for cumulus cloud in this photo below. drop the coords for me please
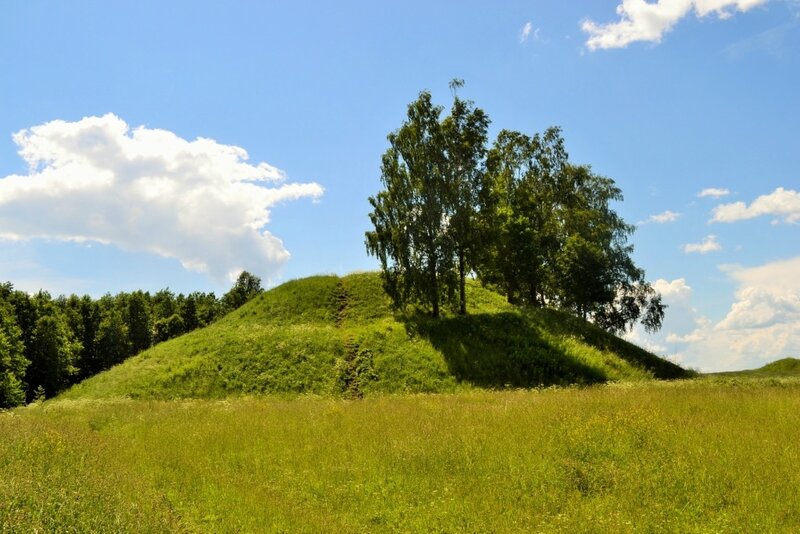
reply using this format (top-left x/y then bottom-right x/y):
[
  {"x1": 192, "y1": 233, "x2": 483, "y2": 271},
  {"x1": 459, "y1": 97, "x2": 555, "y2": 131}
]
[
  {"x1": 708, "y1": 258, "x2": 800, "y2": 366},
  {"x1": 633, "y1": 257, "x2": 800, "y2": 372},
  {"x1": 638, "y1": 210, "x2": 681, "y2": 224},
  {"x1": 0, "y1": 114, "x2": 324, "y2": 282},
  {"x1": 716, "y1": 286, "x2": 800, "y2": 329},
  {"x1": 697, "y1": 187, "x2": 731, "y2": 198},
  {"x1": 711, "y1": 187, "x2": 800, "y2": 224},
  {"x1": 653, "y1": 277, "x2": 693, "y2": 302},
  {"x1": 581, "y1": 0, "x2": 768, "y2": 50},
  {"x1": 682, "y1": 235, "x2": 722, "y2": 254}
]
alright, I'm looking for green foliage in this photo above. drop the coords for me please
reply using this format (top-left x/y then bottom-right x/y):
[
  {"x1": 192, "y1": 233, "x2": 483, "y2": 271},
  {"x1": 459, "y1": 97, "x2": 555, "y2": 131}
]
[
  {"x1": 441, "y1": 82, "x2": 490, "y2": 314},
  {"x1": 151, "y1": 288, "x2": 177, "y2": 321},
  {"x1": 479, "y1": 127, "x2": 568, "y2": 305},
  {"x1": 369, "y1": 86, "x2": 665, "y2": 333},
  {"x1": 366, "y1": 91, "x2": 455, "y2": 318},
  {"x1": 481, "y1": 131, "x2": 665, "y2": 333},
  {"x1": 26, "y1": 309, "x2": 81, "y2": 400},
  {"x1": 0, "y1": 274, "x2": 254, "y2": 403},
  {"x1": 94, "y1": 308, "x2": 132, "y2": 370},
  {"x1": 190, "y1": 291, "x2": 222, "y2": 327},
  {"x1": 0, "y1": 301, "x2": 28, "y2": 408},
  {"x1": 126, "y1": 291, "x2": 152, "y2": 354},
  {"x1": 222, "y1": 271, "x2": 263, "y2": 312},
  {"x1": 62, "y1": 273, "x2": 686, "y2": 401},
  {"x1": 367, "y1": 83, "x2": 492, "y2": 318},
  {"x1": 72, "y1": 296, "x2": 101, "y2": 379},
  {"x1": 4, "y1": 381, "x2": 800, "y2": 531},
  {"x1": 153, "y1": 313, "x2": 185, "y2": 344}
]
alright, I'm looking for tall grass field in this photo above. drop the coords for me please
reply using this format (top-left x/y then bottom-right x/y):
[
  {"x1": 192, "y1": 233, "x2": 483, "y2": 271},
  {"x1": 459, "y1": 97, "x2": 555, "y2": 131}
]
[{"x1": 3, "y1": 379, "x2": 800, "y2": 532}]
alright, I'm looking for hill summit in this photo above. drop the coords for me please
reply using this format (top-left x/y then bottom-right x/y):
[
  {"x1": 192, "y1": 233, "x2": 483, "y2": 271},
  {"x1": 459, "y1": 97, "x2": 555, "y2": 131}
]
[{"x1": 62, "y1": 273, "x2": 688, "y2": 400}]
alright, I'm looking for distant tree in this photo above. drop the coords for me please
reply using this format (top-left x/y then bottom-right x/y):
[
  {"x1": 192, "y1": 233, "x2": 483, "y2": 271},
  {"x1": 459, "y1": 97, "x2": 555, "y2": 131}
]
[
  {"x1": 56, "y1": 294, "x2": 85, "y2": 344},
  {"x1": 442, "y1": 79, "x2": 490, "y2": 314},
  {"x1": 95, "y1": 308, "x2": 132, "y2": 370},
  {"x1": 190, "y1": 292, "x2": 221, "y2": 327},
  {"x1": 553, "y1": 164, "x2": 665, "y2": 333},
  {"x1": 478, "y1": 127, "x2": 569, "y2": 306},
  {"x1": 154, "y1": 314, "x2": 185, "y2": 344},
  {"x1": 152, "y1": 289, "x2": 177, "y2": 322},
  {"x1": 126, "y1": 291, "x2": 152, "y2": 353},
  {"x1": 76, "y1": 295, "x2": 102, "y2": 378},
  {"x1": 3, "y1": 288, "x2": 37, "y2": 354},
  {"x1": 222, "y1": 271, "x2": 263, "y2": 312},
  {"x1": 180, "y1": 293, "x2": 199, "y2": 332},
  {"x1": 479, "y1": 134, "x2": 666, "y2": 333},
  {"x1": 0, "y1": 280, "x2": 227, "y2": 397},
  {"x1": 364, "y1": 86, "x2": 667, "y2": 332},
  {"x1": 26, "y1": 307, "x2": 80, "y2": 399},
  {"x1": 0, "y1": 299, "x2": 28, "y2": 408},
  {"x1": 366, "y1": 90, "x2": 455, "y2": 318}
]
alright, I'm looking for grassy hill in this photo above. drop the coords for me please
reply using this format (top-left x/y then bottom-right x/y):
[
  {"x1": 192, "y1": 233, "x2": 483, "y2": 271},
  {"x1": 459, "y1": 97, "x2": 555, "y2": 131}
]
[
  {"x1": 62, "y1": 272, "x2": 688, "y2": 400},
  {"x1": 708, "y1": 357, "x2": 800, "y2": 378}
]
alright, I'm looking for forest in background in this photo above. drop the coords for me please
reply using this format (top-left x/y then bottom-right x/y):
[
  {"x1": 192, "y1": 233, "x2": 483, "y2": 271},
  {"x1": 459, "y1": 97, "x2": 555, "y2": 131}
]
[{"x1": 0, "y1": 271, "x2": 262, "y2": 406}]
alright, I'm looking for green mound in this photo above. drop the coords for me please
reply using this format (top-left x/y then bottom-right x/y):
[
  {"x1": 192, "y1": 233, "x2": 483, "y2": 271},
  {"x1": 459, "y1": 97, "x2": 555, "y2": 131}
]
[
  {"x1": 62, "y1": 273, "x2": 688, "y2": 400},
  {"x1": 711, "y1": 357, "x2": 800, "y2": 378},
  {"x1": 760, "y1": 358, "x2": 800, "y2": 374}
]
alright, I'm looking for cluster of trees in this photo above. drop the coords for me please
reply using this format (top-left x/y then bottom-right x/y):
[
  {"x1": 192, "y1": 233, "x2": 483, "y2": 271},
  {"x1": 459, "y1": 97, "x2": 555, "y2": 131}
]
[
  {"x1": 0, "y1": 271, "x2": 262, "y2": 408},
  {"x1": 366, "y1": 81, "x2": 665, "y2": 334}
]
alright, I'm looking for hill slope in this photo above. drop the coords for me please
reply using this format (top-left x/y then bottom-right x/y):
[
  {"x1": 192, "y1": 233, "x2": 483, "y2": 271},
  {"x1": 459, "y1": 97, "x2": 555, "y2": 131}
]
[
  {"x1": 709, "y1": 357, "x2": 800, "y2": 378},
  {"x1": 62, "y1": 273, "x2": 688, "y2": 400}
]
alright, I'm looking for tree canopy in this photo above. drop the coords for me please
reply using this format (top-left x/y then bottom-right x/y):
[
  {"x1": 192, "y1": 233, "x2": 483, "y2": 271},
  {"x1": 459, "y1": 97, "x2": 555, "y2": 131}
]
[
  {"x1": 366, "y1": 84, "x2": 490, "y2": 318},
  {"x1": 367, "y1": 84, "x2": 665, "y2": 334}
]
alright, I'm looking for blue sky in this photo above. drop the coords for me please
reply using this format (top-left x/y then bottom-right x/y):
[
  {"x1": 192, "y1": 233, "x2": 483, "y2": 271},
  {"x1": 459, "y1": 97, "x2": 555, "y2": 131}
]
[{"x1": 1, "y1": 0, "x2": 798, "y2": 371}]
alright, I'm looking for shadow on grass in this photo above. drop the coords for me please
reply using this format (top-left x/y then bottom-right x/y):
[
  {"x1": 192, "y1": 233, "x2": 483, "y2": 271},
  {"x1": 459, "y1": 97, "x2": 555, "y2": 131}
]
[
  {"x1": 521, "y1": 308, "x2": 689, "y2": 380},
  {"x1": 402, "y1": 312, "x2": 608, "y2": 388}
]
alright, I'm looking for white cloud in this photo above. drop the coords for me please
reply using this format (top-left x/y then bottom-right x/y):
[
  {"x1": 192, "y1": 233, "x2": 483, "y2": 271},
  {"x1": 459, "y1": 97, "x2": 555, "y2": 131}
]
[
  {"x1": 653, "y1": 277, "x2": 693, "y2": 302},
  {"x1": 711, "y1": 187, "x2": 800, "y2": 224},
  {"x1": 716, "y1": 286, "x2": 800, "y2": 329},
  {"x1": 697, "y1": 187, "x2": 731, "y2": 198},
  {"x1": 520, "y1": 21, "x2": 540, "y2": 43},
  {"x1": 581, "y1": 0, "x2": 768, "y2": 50},
  {"x1": 520, "y1": 22, "x2": 533, "y2": 42},
  {"x1": 639, "y1": 210, "x2": 681, "y2": 224},
  {"x1": 634, "y1": 257, "x2": 800, "y2": 372},
  {"x1": 682, "y1": 235, "x2": 722, "y2": 254},
  {"x1": 707, "y1": 258, "x2": 800, "y2": 367},
  {"x1": 0, "y1": 114, "x2": 324, "y2": 283},
  {"x1": 726, "y1": 256, "x2": 800, "y2": 293},
  {"x1": 666, "y1": 329, "x2": 706, "y2": 343}
]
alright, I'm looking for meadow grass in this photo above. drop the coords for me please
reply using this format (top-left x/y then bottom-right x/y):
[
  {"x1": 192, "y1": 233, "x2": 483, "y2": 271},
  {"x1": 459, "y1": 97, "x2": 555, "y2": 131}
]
[{"x1": 3, "y1": 379, "x2": 800, "y2": 532}]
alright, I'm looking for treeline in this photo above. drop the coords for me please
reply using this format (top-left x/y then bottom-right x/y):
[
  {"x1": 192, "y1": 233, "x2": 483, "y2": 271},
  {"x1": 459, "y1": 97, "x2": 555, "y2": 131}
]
[
  {"x1": 367, "y1": 81, "x2": 665, "y2": 333},
  {"x1": 0, "y1": 271, "x2": 262, "y2": 407}
]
